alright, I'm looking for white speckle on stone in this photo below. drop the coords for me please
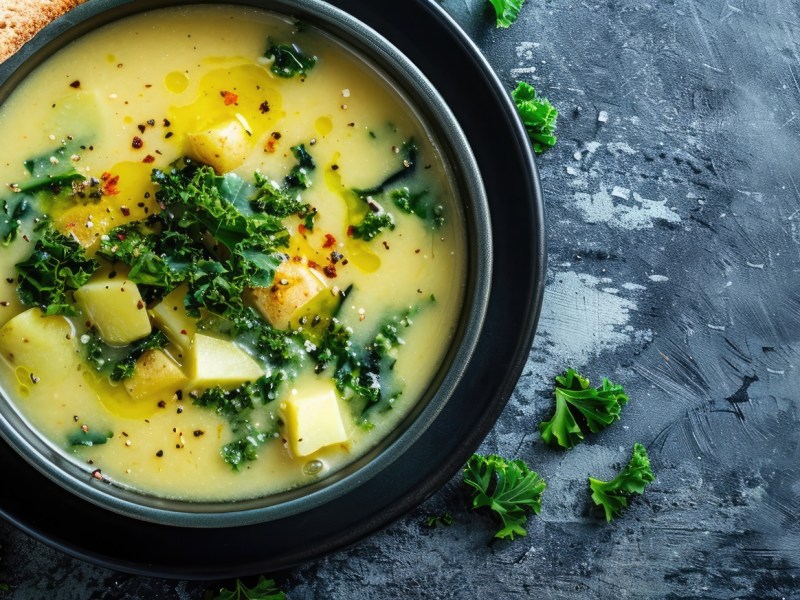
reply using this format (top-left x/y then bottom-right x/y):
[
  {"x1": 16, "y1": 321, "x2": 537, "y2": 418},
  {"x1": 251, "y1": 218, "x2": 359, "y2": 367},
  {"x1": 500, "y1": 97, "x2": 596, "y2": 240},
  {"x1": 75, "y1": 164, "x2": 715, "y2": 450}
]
[
  {"x1": 707, "y1": 323, "x2": 726, "y2": 331},
  {"x1": 606, "y1": 141, "x2": 636, "y2": 155},
  {"x1": 745, "y1": 261, "x2": 765, "y2": 269},
  {"x1": 585, "y1": 141, "x2": 602, "y2": 154},
  {"x1": 623, "y1": 282, "x2": 647, "y2": 291},
  {"x1": 573, "y1": 188, "x2": 681, "y2": 230},
  {"x1": 611, "y1": 186, "x2": 631, "y2": 200},
  {"x1": 649, "y1": 274, "x2": 669, "y2": 282},
  {"x1": 566, "y1": 166, "x2": 579, "y2": 176},
  {"x1": 597, "y1": 110, "x2": 609, "y2": 123},
  {"x1": 573, "y1": 151, "x2": 583, "y2": 160}
]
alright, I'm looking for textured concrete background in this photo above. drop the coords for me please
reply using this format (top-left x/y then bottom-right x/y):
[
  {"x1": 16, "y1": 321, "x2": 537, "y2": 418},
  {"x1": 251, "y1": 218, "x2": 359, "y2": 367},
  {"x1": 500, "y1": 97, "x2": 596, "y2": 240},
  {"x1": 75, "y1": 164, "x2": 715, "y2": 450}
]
[{"x1": 1, "y1": 0, "x2": 799, "y2": 597}]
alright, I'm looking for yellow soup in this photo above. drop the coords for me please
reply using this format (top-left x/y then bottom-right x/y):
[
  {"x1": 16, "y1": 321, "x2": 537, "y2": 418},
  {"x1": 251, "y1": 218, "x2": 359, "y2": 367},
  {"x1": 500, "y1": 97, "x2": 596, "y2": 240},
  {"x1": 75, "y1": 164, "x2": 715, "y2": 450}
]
[{"x1": 0, "y1": 5, "x2": 465, "y2": 501}]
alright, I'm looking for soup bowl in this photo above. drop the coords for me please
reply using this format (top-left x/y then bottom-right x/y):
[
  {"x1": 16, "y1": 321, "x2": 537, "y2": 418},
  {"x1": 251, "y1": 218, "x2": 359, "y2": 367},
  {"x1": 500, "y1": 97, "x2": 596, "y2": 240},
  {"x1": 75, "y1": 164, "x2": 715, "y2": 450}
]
[{"x1": 0, "y1": 0, "x2": 545, "y2": 576}]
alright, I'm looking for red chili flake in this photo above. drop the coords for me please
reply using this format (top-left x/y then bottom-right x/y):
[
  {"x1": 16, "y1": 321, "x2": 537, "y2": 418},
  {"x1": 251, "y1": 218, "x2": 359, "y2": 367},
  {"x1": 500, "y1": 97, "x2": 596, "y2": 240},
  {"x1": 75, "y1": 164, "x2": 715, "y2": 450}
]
[
  {"x1": 101, "y1": 172, "x2": 120, "y2": 196},
  {"x1": 69, "y1": 80, "x2": 81, "y2": 88},
  {"x1": 323, "y1": 265, "x2": 337, "y2": 278},
  {"x1": 308, "y1": 260, "x2": 319, "y2": 270},
  {"x1": 259, "y1": 100, "x2": 270, "y2": 113},
  {"x1": 180, "y1": 329, "x2": 188, "y2": 335},
  {"x1": 323, "y1": 233, "x2": 336, "y2": 248},
  {"x1": 220, "y1": 90, "x2": 238, "y2": 105},
  {"x1": 91, "y1": 469, "x2": 104, "y2": 481},
  {"x1": 136, "y1": 300, "x2": 144, "y2": 310},
  {"x1": 142, "y1": 154, "x2": 155, "y2": 164},
  {"x1": 131, "y1": 136, "x2": 143, "y2": 149},
  {"x1": 346, "y1": 225, "x2": 354, "y2": 237},
  {"x1": 298, "y1": 223, "x2": 308, "y2": 235},
  {"x1": 265, "y1": 133, "x2": 279, "y2": 153},
  {"x1": 120, "y1": 206, "x2": 131, "y2": 217},
  {"x1": 116, "y1": 232, "x2": 127, "y2": 241}
]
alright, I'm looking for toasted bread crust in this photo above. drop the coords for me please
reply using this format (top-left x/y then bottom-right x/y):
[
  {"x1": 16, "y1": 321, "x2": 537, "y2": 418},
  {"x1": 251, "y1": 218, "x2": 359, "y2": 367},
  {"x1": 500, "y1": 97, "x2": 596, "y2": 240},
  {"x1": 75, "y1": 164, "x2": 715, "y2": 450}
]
[{"x1": 0, "y1": 0, "x2": 84, "y2": 63}]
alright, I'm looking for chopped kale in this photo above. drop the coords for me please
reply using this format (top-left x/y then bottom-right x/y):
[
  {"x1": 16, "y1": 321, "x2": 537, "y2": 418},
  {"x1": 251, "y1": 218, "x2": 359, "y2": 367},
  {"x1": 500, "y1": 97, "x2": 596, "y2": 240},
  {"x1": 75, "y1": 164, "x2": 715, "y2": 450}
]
[
  {"x1": 16, "y1": 141, "x2": 86, "y2": 194},
  {"x1": 15, "y1": 220, "x2": 98, "y2": 316},
  {"x1": 353, "y1": 139, "x2": 418, "y2": 197},
  {"x1": 108, "y1": 330, "x2": 168, "y2": 382},
  {"x1": 67, "y1": 428, "x2": 113, "y2": 447},
  {"x1": 512, "y1": 81, "x2": 558, "y2": 154},
  {"x1": 350, "y1": 211, "x2": 395, "y2": 241},
  {"x1": 193, "y1": 375, "x2": 282, "y2": 418},
  {"x1": 220, "y1": 420, "x2": 276, "y2": 470},
  {"x1": 284, "y1": 144, "x2": 316, "y2": 190},
  {"x1": 488, "y1": 0, "x2": 526, "y2": 28},
  {"x1": 391, "y1": 187, "x2": 444, "y2": 228},
  {"x1": 252, "y1": 172, "x2": 303, "y2": 217},
  {"x1": 264, "y1": 40, "x2": 317, "y2": 78},
  {"x1": 0, "y1": 195, "x2": 32, "y2": 245}
]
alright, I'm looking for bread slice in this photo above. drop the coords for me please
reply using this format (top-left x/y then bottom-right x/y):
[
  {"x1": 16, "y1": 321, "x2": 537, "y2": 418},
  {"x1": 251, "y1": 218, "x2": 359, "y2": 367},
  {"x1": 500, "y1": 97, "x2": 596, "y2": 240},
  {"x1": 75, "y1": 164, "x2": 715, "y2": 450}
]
[{"x1": 0, "y1": 0, "x2": 85, "y2": 63}]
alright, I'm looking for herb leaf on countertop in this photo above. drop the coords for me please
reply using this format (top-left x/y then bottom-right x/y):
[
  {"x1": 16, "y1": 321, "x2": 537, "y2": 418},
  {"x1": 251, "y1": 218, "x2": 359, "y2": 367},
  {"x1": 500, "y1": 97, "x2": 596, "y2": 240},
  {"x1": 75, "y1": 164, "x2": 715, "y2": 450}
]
[
  {"x1": 512, "y1": 81, "x2": 558, "y2": 153},
  {"x1": 488, "y1": 0, "x2": 526, "y2": 28},
  {"x1": 589, "y1": 443, "x2": 654, "y2": 522},
  {"x1": 539, "y1": 368, "x2": 629, "y2": 449},
  {"x1": 463, "y1": 453, "x2": 546, "y2": 540}
]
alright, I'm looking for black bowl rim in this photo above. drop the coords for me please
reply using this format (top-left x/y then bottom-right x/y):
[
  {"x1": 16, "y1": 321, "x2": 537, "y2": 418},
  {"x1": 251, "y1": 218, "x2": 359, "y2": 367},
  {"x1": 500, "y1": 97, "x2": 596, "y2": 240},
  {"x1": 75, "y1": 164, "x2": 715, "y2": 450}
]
[{"x1": 0, "y1": 0, "x2": 547, "y2": 577}]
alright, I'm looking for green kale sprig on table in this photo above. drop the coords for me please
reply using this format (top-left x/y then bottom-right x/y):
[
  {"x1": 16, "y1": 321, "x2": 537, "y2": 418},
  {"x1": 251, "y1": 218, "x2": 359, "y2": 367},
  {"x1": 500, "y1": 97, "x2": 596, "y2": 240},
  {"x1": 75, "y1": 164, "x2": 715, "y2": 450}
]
[
  {"x1": 539, "y1": 368, "x2": 629, "y2": 449},
  {"x1": 512, "y1": 81, "x2": 558, "y2": 154},
  {"x1": 211, "y1": 576, "x2": 286, "y2": 600},
  {"x1": 463, "y1": 453, "x2": 547, "y2": 540},
  {"x1": 589, "y1": 443, "x2": 654, "y2": 522},
  {"x1": 488, "y1": 0, "x2": 527, "y2": 28}
]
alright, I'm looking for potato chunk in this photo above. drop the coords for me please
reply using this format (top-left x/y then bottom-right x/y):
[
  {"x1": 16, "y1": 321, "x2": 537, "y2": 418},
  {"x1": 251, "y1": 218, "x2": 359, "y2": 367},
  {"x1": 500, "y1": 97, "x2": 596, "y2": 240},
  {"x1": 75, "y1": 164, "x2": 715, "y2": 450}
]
[
  {"x1": 186, "y1": 120, "x2": 250, "y2": 174},
  {"x1": 125, "y1": 349, "x2": 188, "y2": 401},
  {"x1": 149, "y1": 284, "x2": 198, "y2": 350},
  {"x1": 280, "y1": 385, "x2": 349, "y2": 457},
  {"x1": 74, "y1": 279, "x2": 151, "y2": 346},
  {"x1": 0, "y1": 308, "x2": 80, "y2": 384},
  {"x1": 247, "y1": 258, "x2": 327, "y2": 330},
  {"x1": 188, "y1": 333, "x2": 263, "y2": 388}
]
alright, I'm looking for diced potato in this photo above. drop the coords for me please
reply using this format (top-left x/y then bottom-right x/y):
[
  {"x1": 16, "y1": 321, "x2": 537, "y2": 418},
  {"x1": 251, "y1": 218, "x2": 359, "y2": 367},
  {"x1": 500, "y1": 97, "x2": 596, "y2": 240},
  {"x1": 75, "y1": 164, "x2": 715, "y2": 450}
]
[
  {"x1": 149, "y1": 284, "x2": 198, "y2": 350},
  {"x1": 280, "y1": 384, "x2": 349, "y2": 457},
  {"x1": 188, "y1": 333, "x2": 263, "y2": 388},
  {"x1": 125, "y1": 349, "x2": 188, "y2": 401},
  {"x1": 74, "y1": 279, "x2": 151, "y2": 346},
  {"x1": 246, "y1": 258, "x2": 327, "y2": 330},
  {"x1": 0, "y1": 308, "x2": 80, "y2": 384},
  {"x1": 186, "y1": 120, "x2": 251, "y2": 174}
]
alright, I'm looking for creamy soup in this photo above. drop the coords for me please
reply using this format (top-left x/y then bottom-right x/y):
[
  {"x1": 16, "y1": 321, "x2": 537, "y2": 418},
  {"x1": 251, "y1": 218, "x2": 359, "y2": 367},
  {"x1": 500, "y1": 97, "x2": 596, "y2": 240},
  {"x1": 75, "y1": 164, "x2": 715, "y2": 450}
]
[{"x1": 0, "y1": 5, "x2": 465, "y2": 501}]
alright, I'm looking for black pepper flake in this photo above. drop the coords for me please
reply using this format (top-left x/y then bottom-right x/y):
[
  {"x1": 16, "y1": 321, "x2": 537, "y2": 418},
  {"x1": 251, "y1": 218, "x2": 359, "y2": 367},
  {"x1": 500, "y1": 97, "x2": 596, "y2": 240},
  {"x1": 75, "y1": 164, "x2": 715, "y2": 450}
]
[
  {"x1": 73, "y1": 415, "x2": 79, "y2": 421},
  {"x1": 272, "y1": 131, "x2": 282, "y2": 139},
  {"x1": 259, "y1": 100, "x2": 270, "y2": 113},
  {"x1": 6, "y1": 278, "x2": 13, "y2": 284},
  {"x1": 163, "y1": 118, "x2": 171, "y2": 127},
  {"x1": 120, "y1": 206, "x2": 131, "y2": 217},
  {"x1": 30, "y1": 373, "x2": 39, "y2": 384},
  {"x1": 382, "y1": 241, "x2": 390, "y2": 250},
  {"x1": 132, "y1": 136, "x2": 143, "y2": 149},
  {"x1": 193, "y1": 430, "x2": 205, "y2": 437},
  {"x1": 0, "y1": 301, "x2": 9, "y2": 307},
  {"x1": 176, "y1": 390, "x2": 183, "y2": 400},
  {"x1": 165, "y1": 132, "x2": 174, "y2": 139},
  {"x1": 137, "y1": 124, "x2": 146, "y2": 134},
  {"x1": 147, "y1": 119, "x2": 155, "y2": 126},
  {"x1": 69, "y1": 80, "x2": 81, "y2": 88},
  {"x1": 176, "y1": 406, "x2": 184, "y2": 414},
  {"x1": 331, "y1": 164, "x2": 339, "y2": 171},
  {"x1": 156, "y1": 450, "x2": 164, "y2": 457},
  {"x1": 157, "y1": 400, "x2": 166, "y2": 408},
  {"x1": 108, "y1": 270, "x2": 117, "y2": 279}
]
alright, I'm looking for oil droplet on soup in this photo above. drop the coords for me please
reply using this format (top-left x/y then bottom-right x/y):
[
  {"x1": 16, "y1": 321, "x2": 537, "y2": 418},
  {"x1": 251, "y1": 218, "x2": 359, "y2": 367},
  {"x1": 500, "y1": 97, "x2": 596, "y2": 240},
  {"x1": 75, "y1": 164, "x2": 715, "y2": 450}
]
[{"x1": 0, "y1": 5, "x2": 465, "y2": 501}]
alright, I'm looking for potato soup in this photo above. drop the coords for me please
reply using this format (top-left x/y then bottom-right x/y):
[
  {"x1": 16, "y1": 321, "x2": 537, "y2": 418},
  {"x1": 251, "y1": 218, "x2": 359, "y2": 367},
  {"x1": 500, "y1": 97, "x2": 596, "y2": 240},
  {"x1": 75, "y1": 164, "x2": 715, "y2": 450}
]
[{"x1": 0, "y1": 5, "x2": 466, "y2": 501}]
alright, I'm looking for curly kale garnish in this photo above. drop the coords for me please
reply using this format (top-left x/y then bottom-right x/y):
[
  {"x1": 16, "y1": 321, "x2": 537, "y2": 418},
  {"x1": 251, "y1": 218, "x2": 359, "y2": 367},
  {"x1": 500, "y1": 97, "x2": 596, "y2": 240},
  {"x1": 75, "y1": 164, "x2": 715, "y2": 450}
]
[
  {"x1": 512, "y1": 81, "x2": 558, "y2": 153},
  {"x1": 589, "y1": 443, "x2": 654, "y2": 522},
  {"x1": 264, "y1": 39, "x2": 317, "y2": 78},
  {"x1": 538, "y1": 368, "x2": 629, "y2": 449},
  {"x1": 463, "y1": 453, "x2": 546, "y2": 540},
  {"x1": 15, "y1": 220, "x2": 98, "y2": 316}
]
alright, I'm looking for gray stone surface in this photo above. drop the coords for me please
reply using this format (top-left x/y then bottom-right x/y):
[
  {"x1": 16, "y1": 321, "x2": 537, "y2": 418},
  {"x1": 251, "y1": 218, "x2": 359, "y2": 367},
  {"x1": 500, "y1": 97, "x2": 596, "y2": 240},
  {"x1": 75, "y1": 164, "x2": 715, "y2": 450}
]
[{"x1": 1, "y1": 0, "x2": 799, "y2": 598}]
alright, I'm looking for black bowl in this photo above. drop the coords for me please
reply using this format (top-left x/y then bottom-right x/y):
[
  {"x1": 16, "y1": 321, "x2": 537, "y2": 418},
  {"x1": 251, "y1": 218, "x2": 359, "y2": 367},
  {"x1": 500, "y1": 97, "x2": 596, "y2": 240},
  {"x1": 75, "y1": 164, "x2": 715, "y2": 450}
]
[{"x1": 0, "y1": 0, "x2": 545, "y2": 577}]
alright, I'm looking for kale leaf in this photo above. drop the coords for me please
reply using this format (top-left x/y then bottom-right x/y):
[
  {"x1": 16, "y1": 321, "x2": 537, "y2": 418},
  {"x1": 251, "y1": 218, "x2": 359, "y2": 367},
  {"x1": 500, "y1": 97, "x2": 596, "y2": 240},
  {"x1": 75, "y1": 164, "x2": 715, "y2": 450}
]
[
  {"x1": 15, "y1": 220, "x2": 98, "y2": 316},
  {"x1": 220, "y1": 419, "x2": 276, "y2": 471},
  {"x1": 67, "y1": 428, "x2": 113, "y2": 447},
  {"x1": 284, "y1": 144, "x2": 316, "y2": 190},
  {"x1": 538, "y1": 368, "x2": 629, "y2": 449},
  {"x1": 0, "y1": 195, "x2": 32, "y2": 245},
  {"x1": 391, "y1": 187, "x2": 444, "y2": 229},
  {"x1": 193, "y1": 375, "x2": 282, "y2": 418},
  {"x1": 512, "y1": 81, "x2": 558, "y2": 153},
  {"x1": 264, "y1": 40, "x2": 317, "y2": 78},
  {"x1": 212, "y1": 576, "x2": 286, "y2": 600},
  {"x1": 350, "y1": 211, "x2": 395, "y2": 241},
  {"x1": 589, "y1": 443, "x2": 654, "y2": 522},
  {"x1": 16, "y1": 141, "x2": 86, "y2": 193},
  {"x1": 488, "y1": 0, "x2": 526, "y2": 28},
  {"x1": 109, "y1": 330, "x2": 168, "y2": 382},
  {"x1": 463, "y1": 453, "x2": 546, "y2": 540}
]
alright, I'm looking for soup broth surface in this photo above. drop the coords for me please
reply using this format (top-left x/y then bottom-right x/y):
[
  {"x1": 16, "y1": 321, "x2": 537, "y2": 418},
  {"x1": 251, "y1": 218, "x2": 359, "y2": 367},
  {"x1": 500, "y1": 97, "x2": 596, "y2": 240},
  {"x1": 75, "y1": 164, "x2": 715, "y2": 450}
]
[{"x1": 0, "y1": 5, "x2": 465, "y2": 501}]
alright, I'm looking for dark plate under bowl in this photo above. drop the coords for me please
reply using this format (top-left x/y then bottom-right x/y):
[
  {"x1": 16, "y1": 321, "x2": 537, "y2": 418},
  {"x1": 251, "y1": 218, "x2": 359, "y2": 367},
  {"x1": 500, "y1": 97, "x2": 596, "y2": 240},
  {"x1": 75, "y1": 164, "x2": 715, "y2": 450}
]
[{"x1": 0, "y1": 0, "x2": 545, "y2": 577}]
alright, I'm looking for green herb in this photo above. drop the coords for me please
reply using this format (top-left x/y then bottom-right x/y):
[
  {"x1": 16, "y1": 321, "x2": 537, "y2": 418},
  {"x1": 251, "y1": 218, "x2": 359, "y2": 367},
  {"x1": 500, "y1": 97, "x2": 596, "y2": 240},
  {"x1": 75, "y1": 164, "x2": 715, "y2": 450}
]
[
  {"x1": 463, "y1": 453, "x2": 546, "y2": 540},
  {"x1": 220, "y1": 420, "x2": 276, "y2": 471},
  {"x1": 589, "y1": 443, "x2": 654, "y2": 522},
  {"x1": 423, "y1": 511, "x2": 453, "y2": 528},
  {"x1": 194, "y1": 375, "x2": 281, "y2": 418},
  {"x1": 350, "y1": 211, "x2": 395, "y2": 241},
  {"x1": 67, "y1": 428, "x2": 113, "y2": 447},
  {"x1": 284, "y1": 144, "x2": 316, "y2": 190},
  {"x1": 252, "y1": 172, "x2": 303, "y2": 217},
  {"x1": 512, "y1": 81, "x2": 558, "y2": 153},
  {"x1": 211, "y1": 576, "x2": 285, "y2": 600},
  {"x1": 264, "y1": 40, "x2": 316, "y2": 78},
  {"x1": 15, "y1": 220, "x2": 98, "y2": 316},
  {"x1": 538, "y1": 368, "x2": 629, "y2": 449},
  {"x1": 0, "y1": 196, "x2": 31, "y2": 245},
  {"x1": 16, "y1": 141, "x2": 86, "y2": 193},
  {"x1": 488, "y1": 0, "x2": 526, "y2": 28},
  {"x1": 391, "y1": 187, "x2": 444, "y2": 228}
]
